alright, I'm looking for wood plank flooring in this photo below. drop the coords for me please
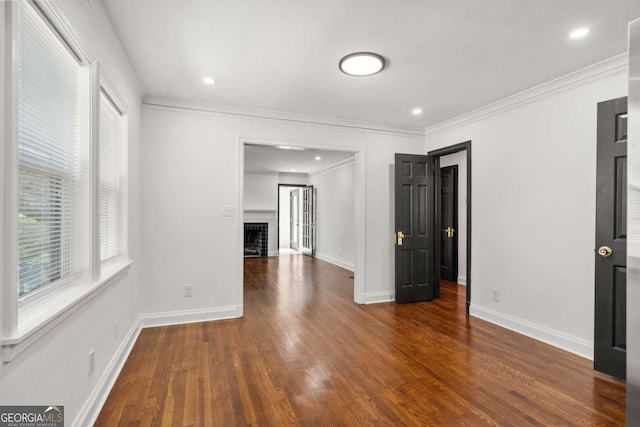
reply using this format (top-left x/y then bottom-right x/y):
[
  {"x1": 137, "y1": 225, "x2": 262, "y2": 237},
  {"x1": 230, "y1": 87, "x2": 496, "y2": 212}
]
[{"x1": 96, "y1": 255, "x2": 625, "y2": 426}]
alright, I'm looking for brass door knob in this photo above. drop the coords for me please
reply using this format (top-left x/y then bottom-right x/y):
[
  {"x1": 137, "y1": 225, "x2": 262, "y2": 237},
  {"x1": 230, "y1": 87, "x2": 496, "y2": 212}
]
[
  {"x1": 598, "y1": 246, "x2": 612, "y2": 257},
  {"x1": 446, "y1": 227, "x2": 455, "y2": 238},
  {"x1": 395, "y1": 231, "x2": 405, "y2": 246}
]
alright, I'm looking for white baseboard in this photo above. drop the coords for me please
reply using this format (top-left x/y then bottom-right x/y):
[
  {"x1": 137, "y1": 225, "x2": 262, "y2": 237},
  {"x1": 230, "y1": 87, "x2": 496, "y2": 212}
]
[
  {"x1": 140, "y1": 305, "x2": 242, "y2": 328},
  {"x1": 363, "y1": 291, "x2": 395, "y2": 304},
  {"x1": 314, "y1": 252, "x2": 354, "y2": 271},
  {"x1": 73, "y1": 316, "x2": 142, "y2": 427},
  {"x1": 457, "y1": 275, "x2": 467, "y2": 285},
  {"x1": 470, "y1": 304, "x2": 593, "y2": 360}
]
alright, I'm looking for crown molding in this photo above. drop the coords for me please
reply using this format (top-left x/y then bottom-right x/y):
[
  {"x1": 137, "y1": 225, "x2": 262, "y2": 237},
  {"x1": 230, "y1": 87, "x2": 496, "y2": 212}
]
[
  {"x1": 424, "y1": 53, "x2": 628, "y2": 137},
  {"x1": 143, "y1": 96, "x2": 426, "y2": 137}
]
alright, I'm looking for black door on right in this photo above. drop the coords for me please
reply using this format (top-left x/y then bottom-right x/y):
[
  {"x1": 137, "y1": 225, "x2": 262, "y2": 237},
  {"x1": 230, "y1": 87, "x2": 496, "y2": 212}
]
[
  {"x1": 440, "y1": 166, "x2": 458, "y2": 282},
  {"x1": 594, "y1": 96, "x2": 627, "y2": 380}
]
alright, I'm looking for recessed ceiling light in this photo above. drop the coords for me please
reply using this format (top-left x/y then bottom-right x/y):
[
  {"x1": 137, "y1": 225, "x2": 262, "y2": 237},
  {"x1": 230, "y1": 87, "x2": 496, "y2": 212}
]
[
  {"x1": 339, "y1": 52, "x2": 385, "y2": 76},
  {"x1": 412, "y1": 108, "x2": 423, "y2": 115},
  {"x1": 569, "y1": 28, "x2": 590, "y2": 39},
  {"x1": 202, "y1": 77, "x2": 215, "y2": 85},
  {"x1": 291, "y1": 169, "x2": 296, "y2": 172},
  {"x1": 315, "y1": 156, "x2": 321, "y2": 160}
]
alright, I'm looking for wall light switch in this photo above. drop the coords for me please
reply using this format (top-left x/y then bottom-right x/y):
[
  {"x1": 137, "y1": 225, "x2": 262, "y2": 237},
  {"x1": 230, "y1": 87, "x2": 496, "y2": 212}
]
[{"x1": 223, "y1": 205, "x2": 235, "y2": 217}]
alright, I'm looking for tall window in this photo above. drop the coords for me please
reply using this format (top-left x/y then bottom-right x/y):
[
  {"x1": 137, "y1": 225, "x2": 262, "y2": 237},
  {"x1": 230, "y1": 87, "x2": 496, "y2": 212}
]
[
  {"x1": 99, "y1": 92, "x2": 124, "y2": 261},
  {"x1": 16, "y1": 2, "x2": 86, "y2": 298}
]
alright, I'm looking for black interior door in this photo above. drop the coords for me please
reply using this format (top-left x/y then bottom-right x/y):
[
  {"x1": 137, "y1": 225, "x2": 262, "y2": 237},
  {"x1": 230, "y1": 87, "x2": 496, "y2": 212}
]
[
  {"x1": 594, "y1": 96, "x2": 627, "y2": 380},
  {"x1": 439, "y1": 166, "x2": 458, "y2": 282},
  {"x1": 394, "y1": 153, "x2": 435, "y2": 303}
]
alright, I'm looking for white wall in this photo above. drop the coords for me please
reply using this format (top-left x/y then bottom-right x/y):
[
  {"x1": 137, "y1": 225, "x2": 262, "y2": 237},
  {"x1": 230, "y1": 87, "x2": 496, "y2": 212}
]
[
  {"x1": 278, "y1": 186, "x2": 292, "y2": 248},
  {"x1": 439, "y1": 151, "x2": 467, "y2": 284},
  {"x1": 141, "y1": 104, "x2": 424, "y2": 313},
  {"x1": 0, "y1": 1, "x2": 142, "y2": 425},
  {"x1": 425, "y1": 60, "x2": 628, "y2": 359},
  {"x1": 244, "y1": 172, "x2": 278, "y2": 210},
  {"x1": 309, "y1": 160, "x2": 356, "y2": 270},
  {"x1": 279, "y1": 173, "x2": 308, "y2": 186}
]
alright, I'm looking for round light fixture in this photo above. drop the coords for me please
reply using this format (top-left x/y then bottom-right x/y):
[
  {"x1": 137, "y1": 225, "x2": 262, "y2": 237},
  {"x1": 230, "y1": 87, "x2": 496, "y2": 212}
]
[
  {"x1": 569, "y1": 27, "x2": 590, "y2": 39},
  {"x1": 202, "y1": 77, "x2": 215, "y2": 85},
  {"x1": 412, "y1": 108, "x2": 423, "y2": 115},
  {"x1": 315, "y1": 156, "x2": 322, "y2": 160},
  {"x1": 339, "y1": 52, "x2": 385, "y2": 76}
]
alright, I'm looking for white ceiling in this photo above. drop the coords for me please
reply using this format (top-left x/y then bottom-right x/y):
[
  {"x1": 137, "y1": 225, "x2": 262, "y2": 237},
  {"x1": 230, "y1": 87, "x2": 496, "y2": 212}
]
[
  {"x1": 244, "y1": 145, "x2": 354, "y2": 174},
  {"x1": 101, "y1": 0, "x2": 640, "y2": 130}
]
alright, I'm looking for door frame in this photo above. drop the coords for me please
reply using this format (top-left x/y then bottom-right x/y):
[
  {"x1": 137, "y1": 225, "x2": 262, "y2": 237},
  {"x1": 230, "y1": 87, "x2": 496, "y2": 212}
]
[
  {"x1": 439, "y1": 165, "x2": 459, "y2": 283},
  {"x1": 428, "y1": 141, "x2": 472, "y2": 313},
  {"x1": 277, "y1": 183, "x2": 310, "y2": 252}
]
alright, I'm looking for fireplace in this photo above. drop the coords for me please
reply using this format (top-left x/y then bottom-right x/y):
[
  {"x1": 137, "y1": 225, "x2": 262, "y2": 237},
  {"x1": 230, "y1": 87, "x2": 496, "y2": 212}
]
[{"x1": 244, "y1": 223, "x2": 268, "y2": 257}]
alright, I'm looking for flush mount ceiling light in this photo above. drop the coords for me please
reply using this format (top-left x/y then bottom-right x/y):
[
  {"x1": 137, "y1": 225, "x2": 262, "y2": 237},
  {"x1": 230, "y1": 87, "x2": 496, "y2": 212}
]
[
  {"x1": 339, "y1": 52, "x2": 385, "y2": 76},
  {"x1": 412, "y1": 108, "x2": 423, "y2": 115},
  {"x1": 202, "y1": 77, "x2": 215, "y2": 85},
  {"x1": 569, "y1": 27, "x2": 590, "y2": 39}
]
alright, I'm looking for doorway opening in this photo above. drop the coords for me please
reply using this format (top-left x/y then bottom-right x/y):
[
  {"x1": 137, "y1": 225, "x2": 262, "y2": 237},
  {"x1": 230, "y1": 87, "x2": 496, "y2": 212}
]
[
  {"x1": 429, "y1": 141, "x2": 472, "y2": 313},
  {"x1": 277, "y1": 184, "x2": 315, "y2": 256},
  {"x1": 239, "y1": 139, "x2": 366, "y2": 310}
]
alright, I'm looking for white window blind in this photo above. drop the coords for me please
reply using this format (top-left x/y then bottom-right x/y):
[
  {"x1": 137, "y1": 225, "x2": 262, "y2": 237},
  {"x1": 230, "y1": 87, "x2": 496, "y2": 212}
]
[
  {"x1": 17, "y1": 2, "x2": 84, "y2": 298},
  {"x1": 99, "y1": 92, "x2": 123, "y2": 261}
]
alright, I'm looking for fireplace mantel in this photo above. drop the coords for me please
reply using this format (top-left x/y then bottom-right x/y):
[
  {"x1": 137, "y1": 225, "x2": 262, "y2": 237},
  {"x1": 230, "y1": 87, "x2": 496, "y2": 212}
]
[{"x1": 244, "y1": 210, "x2": 278, "y2": 256}]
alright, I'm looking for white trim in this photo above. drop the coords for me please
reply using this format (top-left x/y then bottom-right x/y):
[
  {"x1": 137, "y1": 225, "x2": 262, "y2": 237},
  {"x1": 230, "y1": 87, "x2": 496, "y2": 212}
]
[
  {"x1": 308, "y1": 157, "x2": 355, "y2": 176},
  {"x1": 425, "y1": 53, "x2": 628, "y2": 136},
  {"x1": 144, "y1": 97, "x2": 425, "y2": 137},
  {"x1": 470, "y1": 303, "x2": 593, "y2": 360},
  {"x1": 314, "y1": 252, "x2": 354, "y2": 272},
  {"x1": 353, "y1": 150, "x2": 366, "y2": 304},
  {"x1": 31, "y1": 0, "x2": 90, "y2": 64},
  {"x1": 139, "y1": 305, "x2": 242, "y2": 328},
  {"x1": 1, "y1": 261, "x2": 132, "y2": 362},
  {"x1": 2, "y1": 1, "x2": 19, "y2": 340},
  {"x1": 457, "y1": 275, "x2": 467, "y2": 286},
  {"x1": 363, "y1": 291, "x2": 395, "y2": 304},
  {"x1": 237, "y1": 140, "x2": 245, "y2": 318},
  {"x1": 72, "y1": 314, "x2": 142, "y2": 427}
]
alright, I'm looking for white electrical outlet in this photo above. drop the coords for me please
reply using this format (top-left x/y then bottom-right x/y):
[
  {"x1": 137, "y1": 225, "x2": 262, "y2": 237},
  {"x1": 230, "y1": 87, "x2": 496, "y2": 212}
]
[
  {"x1": 491, "y1": 288, "x2": 500, "y2": 302},
  {"x1": 88, "y1": 349, "x2": 95, "y2": 377},
  {"x1": 222, "y1": 205, "x2": 234, "y2": 217},
  {"x1": 184, "y1": 284, "x2": 193, "y2": 297}
]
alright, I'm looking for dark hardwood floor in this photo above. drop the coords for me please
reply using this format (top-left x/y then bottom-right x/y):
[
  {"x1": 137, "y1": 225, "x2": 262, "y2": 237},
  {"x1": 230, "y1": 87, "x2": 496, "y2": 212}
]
[{"x1": 96, "y1": 255, "x2": 625, "y2": 426}]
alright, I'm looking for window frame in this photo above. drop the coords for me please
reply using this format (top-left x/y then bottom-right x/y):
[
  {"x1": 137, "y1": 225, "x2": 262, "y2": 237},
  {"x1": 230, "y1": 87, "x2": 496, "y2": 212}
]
[
  {"x1": 1, "y1": 0, "x2": 131, "y2": 363},
  {"x1": 98, "y1": 83, "x2": 129, "y2": 266}
]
